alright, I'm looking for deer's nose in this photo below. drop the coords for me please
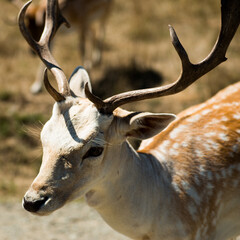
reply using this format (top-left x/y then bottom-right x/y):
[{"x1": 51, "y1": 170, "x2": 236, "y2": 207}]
[{"x1": 23, "y1": 196, "x2": 49, "y2": 213}]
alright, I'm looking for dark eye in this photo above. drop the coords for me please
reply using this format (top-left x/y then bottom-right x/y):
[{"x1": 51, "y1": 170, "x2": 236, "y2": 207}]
[{"x1": 83, "y1": 147, "x2": 103, "y2": 160}]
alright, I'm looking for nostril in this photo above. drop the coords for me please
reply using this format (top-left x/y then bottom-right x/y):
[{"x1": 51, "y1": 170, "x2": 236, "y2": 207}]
[{"x1": 23, "y1": 196, "x2": 49, "y2": 213}]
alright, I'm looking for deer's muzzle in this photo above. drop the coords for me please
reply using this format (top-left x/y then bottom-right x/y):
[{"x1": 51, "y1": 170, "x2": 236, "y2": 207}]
[{"x1": 23, "y1": 195, "x2": 49, "y2": 213}]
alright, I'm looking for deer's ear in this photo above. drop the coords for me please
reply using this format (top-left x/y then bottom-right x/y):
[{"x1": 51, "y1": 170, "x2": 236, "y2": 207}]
[
  {"x1": 123, "y1": 112, "x2": 176, "y2": 140},
  {"x1": 68, "y1": 66, "x2": 92, "y2": 98}
]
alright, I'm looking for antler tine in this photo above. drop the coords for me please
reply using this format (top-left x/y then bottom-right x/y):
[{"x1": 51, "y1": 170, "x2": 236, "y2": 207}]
[
  {"x1": 18, "y1": 0, "x2": 70, "y2": 99},
  {"x1": 95, "y1": 0, "x2": 240, "y2": 114}
]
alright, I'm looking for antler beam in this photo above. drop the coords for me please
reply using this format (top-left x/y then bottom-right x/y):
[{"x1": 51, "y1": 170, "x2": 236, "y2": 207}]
[
  {"x1": 87, "y1": 0, "x2": 240, "y2": 114},
  {"x1": 18, "y1": 0, "x2": 70, "y2": 100}
]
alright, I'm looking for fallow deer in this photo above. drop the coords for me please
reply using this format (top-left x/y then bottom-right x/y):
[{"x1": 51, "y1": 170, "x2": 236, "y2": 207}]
[
  {"x1": 15, "y1": 0, "x2": 112, "y2": 93},
  {"x1": 18, "y1": 0, "x2": 240, "y2": 239}
]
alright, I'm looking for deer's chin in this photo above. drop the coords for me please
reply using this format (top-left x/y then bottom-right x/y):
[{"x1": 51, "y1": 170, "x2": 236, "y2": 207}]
[
  {"x1": 31, "y1": 201, "x2": 66, "y2": 216},
  {"x1": 30, "y1": 210, "x2": 52, "y2": 216}
]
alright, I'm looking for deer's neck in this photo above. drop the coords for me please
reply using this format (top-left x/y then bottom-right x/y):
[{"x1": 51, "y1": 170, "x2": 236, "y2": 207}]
[{"x1": 85, "y1": 141, "x2": 190, "y2": 240}]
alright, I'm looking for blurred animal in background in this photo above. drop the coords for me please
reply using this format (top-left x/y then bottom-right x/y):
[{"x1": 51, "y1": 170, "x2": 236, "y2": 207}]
[
  {"x1": 10, "y1": 0, "x2": 113, "y2": 94},
  {"x1": 18, "y1": 0, "x2": 240, "y2": 239}
]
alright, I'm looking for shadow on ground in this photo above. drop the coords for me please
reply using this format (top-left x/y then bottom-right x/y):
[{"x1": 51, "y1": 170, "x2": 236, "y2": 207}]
[{"x1": 93, "y1": 61, "x2": 163, "y2": 99}]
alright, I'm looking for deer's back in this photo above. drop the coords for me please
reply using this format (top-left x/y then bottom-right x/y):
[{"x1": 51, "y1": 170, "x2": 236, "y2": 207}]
[
  {"x1": 140, "y1": 81, "x2": 240, "y2": 167},
  {"x1": 139, "y1": 82, "x2": 240, "y2": 239}
]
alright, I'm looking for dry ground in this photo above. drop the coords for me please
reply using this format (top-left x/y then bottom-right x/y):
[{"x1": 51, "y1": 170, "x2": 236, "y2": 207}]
[
  {"x1": 0, "y1": 201, "x2": 129, "y2": 240},
  {"x1": 0, "y1": 0, "x2": 240, "y2": 239}
]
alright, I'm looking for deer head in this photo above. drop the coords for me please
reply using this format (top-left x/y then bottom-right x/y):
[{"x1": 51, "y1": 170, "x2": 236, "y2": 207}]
[{"x1": 18, "y1": 0, "x2": 240, "y2": 217}]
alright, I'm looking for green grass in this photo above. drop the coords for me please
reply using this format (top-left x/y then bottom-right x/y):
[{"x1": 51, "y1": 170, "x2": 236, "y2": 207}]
[
  {"x1": 0, "y1": 91, "x2": 13, "y2": 101},
  {"x1": 0, "y1": 113, "x2": 45, "y2": 140}
]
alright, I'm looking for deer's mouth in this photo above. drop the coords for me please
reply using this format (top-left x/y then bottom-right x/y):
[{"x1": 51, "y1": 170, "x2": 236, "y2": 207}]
[
  {"x1": 22, "y1": 194, "x2": 55, "y2": 215},
  {"x1": 23, "y1": 195, "x2": 49, "y2": 213},
  {"x1": 22, "y1": 190, "x2": 67, "y2": 216}
]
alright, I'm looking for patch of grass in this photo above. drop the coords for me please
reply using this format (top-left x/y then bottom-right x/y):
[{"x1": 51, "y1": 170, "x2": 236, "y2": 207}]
[
  {"x1": 14, "y1": 113, "x2": 45, "y2": 125},
  {"x1": 0, "y1": 143, "x2": 41, "y2": 167},
  {"x1": 0, "y1": 116, "x2": 12, "y2": 138},
  {"x1": 0, "y1": 90, "x2": 13, "y2": 101},
  {"x1": 0, "y1": 113, "x2": 45, "y2": 142}
]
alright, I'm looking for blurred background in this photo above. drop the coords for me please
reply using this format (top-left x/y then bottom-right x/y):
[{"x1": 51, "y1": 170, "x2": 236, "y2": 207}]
[{"x1": 0, "y1": 0, "x2": 240, "y2": 239}]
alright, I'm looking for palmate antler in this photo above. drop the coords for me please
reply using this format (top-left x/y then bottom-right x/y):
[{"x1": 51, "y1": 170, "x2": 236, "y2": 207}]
[
  {"x1": 18, "y1": 0, "x2": 70, "y2": 101},
  {"x1": 18, "y1": 0, "x2": 240, "y2": 113}
]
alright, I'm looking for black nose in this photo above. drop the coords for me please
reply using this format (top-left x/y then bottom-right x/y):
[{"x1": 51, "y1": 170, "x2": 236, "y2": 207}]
[{"x1": 23, "y1": 196, "x2": 49, "y2": 213}]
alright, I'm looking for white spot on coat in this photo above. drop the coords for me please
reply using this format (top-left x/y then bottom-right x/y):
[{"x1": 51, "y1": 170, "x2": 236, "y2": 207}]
[
  {"x1": 181, "y1": 142, "x2": 189, "y2": 148},
  {"x1": 160, "y1": 140, "x2": 170, "y2": 153},
  {"x1": 169, "y1": 125, "x2": 187, "y2": 139},
  {"x1": 233, "y1": 113, "x2": 240, "y2": 120},
  {"x1": 219, "y1": 133, "x2": 229, "y2": 142},
  {"x1": 204, "y1": 132, "x2": 217, "y2": 138},
  {"x1": 199, "y1": 165, "x2": 205, "y2": 176},
  {"x1": 61, "y1": 173, "x2": 70, "y2": 180},
  {"x1": 169, "y1": 148, "x2": 179, "y2": 156},
  {"x1": 187, "y1": 114, "x2": 201, "y2": 123},
  {"x1": 236, "y1": 129, "x2": 240, "y2": 135},
  {"x1": 182, "y1": 181, "x2": 201, "y2": 206},
  {"x1": 196, "y1": 150, "x2": 204, "y2": 158},
  {"x1": 206, "y1": 139, "x2": 219, "y2": 151},
  {"x1": 203, "y1": 143, "x2": 212, "y2": 152},
  {"x1": 209, "y1": 118, "x2": 221, "y2": 125},
  {"x1": 201, "y1": 109, "x2": 212, "y2": 116},
  {"x1": 173, "y1": 143, "x2": 180, "y2": 149},
  {"x1": 220, "y1": 116, "x2": 228, "y2": 122},
  {"x1": 172, "y1": 182, "x2": 181, "y2": 193},
  {"x1": 194, "y1": 175, "x2": 201, "y2": 186}
]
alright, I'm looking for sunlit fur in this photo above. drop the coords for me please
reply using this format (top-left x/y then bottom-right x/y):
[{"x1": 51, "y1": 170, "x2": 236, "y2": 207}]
[{"x1": 24, "y1": 68, "x2": 240, "y2": 239}]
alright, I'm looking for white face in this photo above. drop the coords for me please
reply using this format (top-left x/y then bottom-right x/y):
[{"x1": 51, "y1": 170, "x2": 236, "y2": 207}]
[
  {"x1": 23, "y1": 97, "x2": 113, "y2": 215},
  {"x1": 22, "y1": 62, "x2": 176, "y2": 216}
]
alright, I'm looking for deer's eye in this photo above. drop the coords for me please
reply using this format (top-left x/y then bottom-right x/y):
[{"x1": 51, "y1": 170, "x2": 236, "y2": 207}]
[{"x1": 83, "y1": 147, "x2": 103, "y2": 160}]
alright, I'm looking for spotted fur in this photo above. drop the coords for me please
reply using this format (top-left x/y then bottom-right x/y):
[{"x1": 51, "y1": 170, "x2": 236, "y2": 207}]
[{"x1": 139, "y1": 82, "x2": 240, "y2": 239}]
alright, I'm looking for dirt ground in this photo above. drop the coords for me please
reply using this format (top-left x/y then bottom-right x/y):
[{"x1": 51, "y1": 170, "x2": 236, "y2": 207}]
[
  {"x1": 0, "y1": 200, "x2": 129, "y2": 240},
  {"x1": 1, "y1": 200, "x2": 240, "y2": 240}
]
